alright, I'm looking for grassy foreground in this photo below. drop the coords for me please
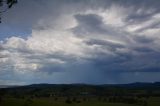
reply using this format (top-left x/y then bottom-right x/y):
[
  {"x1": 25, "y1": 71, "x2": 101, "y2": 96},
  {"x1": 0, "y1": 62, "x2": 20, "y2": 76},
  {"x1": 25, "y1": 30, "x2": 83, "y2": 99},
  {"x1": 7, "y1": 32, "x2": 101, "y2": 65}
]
[{"x1": 0, "y1": 97, "x2": 160, "y2": 106}]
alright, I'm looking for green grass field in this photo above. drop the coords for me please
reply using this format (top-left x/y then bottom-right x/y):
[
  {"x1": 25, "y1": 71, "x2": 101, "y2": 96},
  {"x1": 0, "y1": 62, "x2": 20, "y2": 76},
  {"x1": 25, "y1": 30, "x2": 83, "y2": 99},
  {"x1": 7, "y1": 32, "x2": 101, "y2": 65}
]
[{"x1": 1, "y1": 97, "x2": 160, "y2": 106}]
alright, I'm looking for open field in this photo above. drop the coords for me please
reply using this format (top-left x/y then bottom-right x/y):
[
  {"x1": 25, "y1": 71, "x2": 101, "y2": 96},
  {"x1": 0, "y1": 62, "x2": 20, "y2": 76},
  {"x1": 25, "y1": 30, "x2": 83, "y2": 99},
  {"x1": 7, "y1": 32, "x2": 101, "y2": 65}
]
[
  {"x1": 0, "y1": 83, "x2": 160, "y2": 106},
  {"x1": 0, "y1": 97, "x2": 160, "y2": 106},
  {"x1": 0, "y1": 97, "x2": 159, "y2": 106}
]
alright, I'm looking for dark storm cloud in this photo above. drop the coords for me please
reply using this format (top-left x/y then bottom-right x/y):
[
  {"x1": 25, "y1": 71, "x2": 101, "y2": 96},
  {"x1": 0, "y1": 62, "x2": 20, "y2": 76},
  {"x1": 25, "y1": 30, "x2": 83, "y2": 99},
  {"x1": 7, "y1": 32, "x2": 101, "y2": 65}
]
[
  {"x1": 134, "y1": 36, "x2": 154, "y2": 44},
  {"x1": 0, "y1": 0, "x2": 160, "y2": 84},
  {"x1": 133, "y1": 47, "x2": 153, "y2": 53},
  {"x1": 73, "y1": 14, "x2": 107, "y2": 35},
  {"x1": 73, "y1": 13, "x2": 126, "y2": 38}
]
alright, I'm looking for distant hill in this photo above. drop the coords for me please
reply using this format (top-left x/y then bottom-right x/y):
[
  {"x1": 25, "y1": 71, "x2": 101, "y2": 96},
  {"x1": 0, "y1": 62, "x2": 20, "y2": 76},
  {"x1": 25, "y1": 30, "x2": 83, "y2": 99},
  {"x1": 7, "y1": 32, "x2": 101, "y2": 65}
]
[
  {"x1": 1, "y1": 82, "x2": 160, "y2": 97},
  {"x1": 102, "y1": 82, "x2": 160, "y2": 88},
  {"x1": 23, "y1": 82, "x2": 160, "y2": 89},
  {"x1": 1, "y1": 82, "x2": 160, "y2": 89},
  {"x1": 0, "y1": 85, "x2": 11, "y2": 88},
  {"x1": 0, "y1": 85, "x2": 19, "y2": 88}
]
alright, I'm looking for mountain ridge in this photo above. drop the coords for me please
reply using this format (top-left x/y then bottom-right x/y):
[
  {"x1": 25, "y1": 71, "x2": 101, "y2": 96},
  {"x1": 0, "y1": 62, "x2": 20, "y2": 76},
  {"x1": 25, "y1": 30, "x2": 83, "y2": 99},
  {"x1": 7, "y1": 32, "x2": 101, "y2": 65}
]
[{"x1": 1, "y1": 82, "x2": 160, "y2": 89}]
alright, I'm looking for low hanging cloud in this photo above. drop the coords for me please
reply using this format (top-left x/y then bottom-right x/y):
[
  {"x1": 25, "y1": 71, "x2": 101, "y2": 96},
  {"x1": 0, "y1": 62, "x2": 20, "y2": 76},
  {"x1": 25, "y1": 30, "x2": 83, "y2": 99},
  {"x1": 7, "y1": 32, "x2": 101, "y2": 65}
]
[{"x1": 0, "y1": 0, "x2": 160, "y2": 84}]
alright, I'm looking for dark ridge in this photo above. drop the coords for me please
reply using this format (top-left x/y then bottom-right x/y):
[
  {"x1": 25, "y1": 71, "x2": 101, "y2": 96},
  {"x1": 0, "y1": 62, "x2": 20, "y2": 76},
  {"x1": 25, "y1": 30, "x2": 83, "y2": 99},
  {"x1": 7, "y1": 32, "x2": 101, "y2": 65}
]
[{"x1": 1, "y1": 82, "x2": 160, "y2": 89}]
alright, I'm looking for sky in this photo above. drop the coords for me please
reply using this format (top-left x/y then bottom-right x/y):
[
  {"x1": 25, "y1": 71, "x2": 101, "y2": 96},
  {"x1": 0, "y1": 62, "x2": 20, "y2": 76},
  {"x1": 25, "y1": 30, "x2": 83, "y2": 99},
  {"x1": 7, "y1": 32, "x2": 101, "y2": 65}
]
[{"x1": 0, "y1": 0, "x2": 160, "y2": 85}]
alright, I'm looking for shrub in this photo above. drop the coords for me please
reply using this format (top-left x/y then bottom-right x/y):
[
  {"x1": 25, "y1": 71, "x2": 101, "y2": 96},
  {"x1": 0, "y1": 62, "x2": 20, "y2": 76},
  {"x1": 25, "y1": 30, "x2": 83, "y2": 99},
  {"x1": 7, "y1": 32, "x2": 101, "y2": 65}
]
[
  {"x1": 72, "y1": 97, "x2": 77, "y2": 102},
  {"x1": 23, "y1": 98, "x2": 33, "y2": 106},
  {"x1": 54, "y1": 97, "x2": 58, "y2": 101},
  {"x1": 83, "y1": 98, "x2": 87, "y2": 101},
  {"x1": 65, "y1": 98, "x2": 72, "y2": 104},
  {"x1": 76, "y1": 100, "x2": 81, "y2": 103}
]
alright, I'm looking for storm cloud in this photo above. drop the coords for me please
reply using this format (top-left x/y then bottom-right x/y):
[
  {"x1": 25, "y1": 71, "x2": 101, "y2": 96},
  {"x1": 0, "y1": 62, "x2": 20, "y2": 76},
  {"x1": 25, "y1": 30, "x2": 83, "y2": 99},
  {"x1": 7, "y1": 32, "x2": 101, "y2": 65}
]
[{"x1": 0, "y1": 0, "x2": 160, "y2": 85}]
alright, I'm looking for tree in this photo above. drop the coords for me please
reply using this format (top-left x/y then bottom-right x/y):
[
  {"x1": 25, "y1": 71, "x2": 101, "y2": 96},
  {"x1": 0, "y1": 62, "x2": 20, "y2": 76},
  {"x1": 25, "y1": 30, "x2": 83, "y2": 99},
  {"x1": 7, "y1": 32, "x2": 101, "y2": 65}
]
[{"x1": 0, "y1": 0, "x2": 18, "y2": 23}]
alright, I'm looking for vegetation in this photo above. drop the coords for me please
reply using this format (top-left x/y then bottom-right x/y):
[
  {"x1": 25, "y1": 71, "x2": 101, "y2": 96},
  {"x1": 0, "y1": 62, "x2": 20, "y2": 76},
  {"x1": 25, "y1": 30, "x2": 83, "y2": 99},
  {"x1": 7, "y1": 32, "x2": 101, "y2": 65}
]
[{"x1": 0, "y1": 82, "x2": 160, "y2": 106}]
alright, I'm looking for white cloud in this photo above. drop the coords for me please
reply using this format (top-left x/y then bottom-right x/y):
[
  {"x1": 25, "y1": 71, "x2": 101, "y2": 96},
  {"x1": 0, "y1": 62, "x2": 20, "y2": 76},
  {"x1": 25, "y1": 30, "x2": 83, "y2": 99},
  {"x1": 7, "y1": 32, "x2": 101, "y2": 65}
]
[
  {"x1": 1, "y1": 3, "x2": 160, "y2": 73},
  {"x1": 0, "y1": 0, "x2": 160, "y2": 84}
]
